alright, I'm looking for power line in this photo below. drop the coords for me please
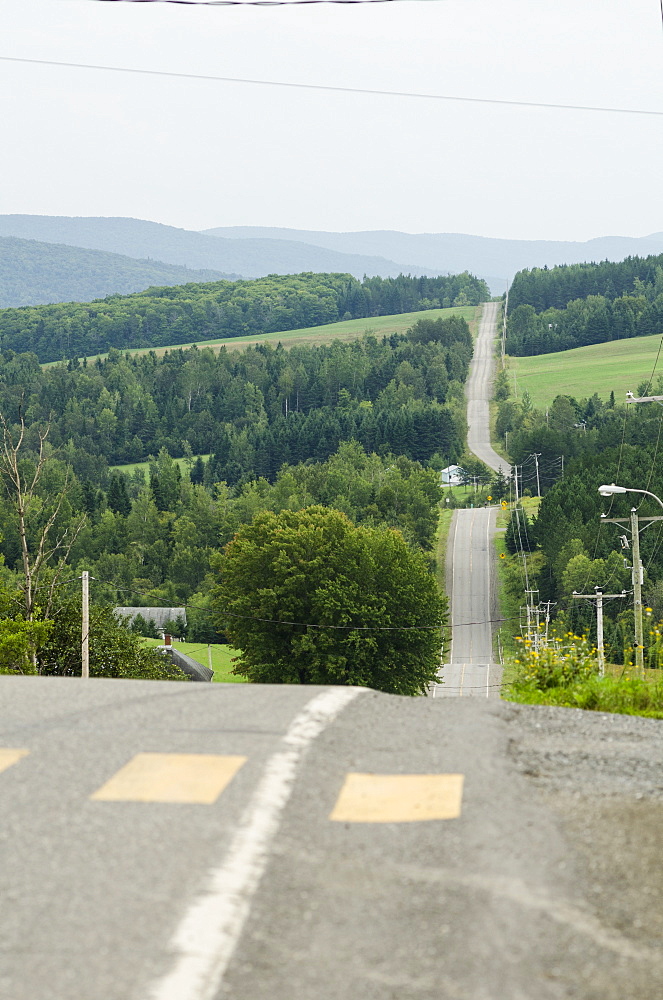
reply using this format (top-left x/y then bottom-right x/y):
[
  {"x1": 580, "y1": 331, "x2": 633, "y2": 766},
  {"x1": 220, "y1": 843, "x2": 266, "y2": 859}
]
[
  {"x1": 2, "y1": 54, "x2": 663, "y2": 117},
  {"x1": 111, "y1": 584, "x2": 518, "y2": 631},
  {"x1": 92, "y1": 0, "x2": 403, "y2": 4}
]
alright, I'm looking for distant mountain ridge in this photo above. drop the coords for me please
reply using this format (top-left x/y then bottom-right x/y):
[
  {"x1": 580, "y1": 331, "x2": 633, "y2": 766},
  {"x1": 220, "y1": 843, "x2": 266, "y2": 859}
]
[
  {"x1": 0, "y1": 236, "x2": 236, "y2": 308},
  {"x1": 0, "y1": 216, "x2": 439, "y2": 289},
  {"x1": 203, "y1": 226, "x2": 663, "y2": 294},
  {"x1": 4, "y1": 216, "x2": 662, "y2": 306}
]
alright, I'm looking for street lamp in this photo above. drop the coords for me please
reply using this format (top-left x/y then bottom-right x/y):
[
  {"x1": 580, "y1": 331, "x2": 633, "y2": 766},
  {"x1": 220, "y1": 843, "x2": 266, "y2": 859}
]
[
  {"x1": 598, "y1": 484, "x2": 663, "y2": 674},
  {"x1": 598, "y1": 484, "x2": 663, "y2": 509}
]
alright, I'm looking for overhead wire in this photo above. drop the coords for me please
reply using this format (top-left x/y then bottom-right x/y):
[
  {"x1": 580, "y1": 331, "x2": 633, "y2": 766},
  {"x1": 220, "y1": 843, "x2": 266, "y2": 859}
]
[
  {"x1": 92, "y1": 0, "x2": 409, "y2": 4},
  {"x1": 2, "y1": 55, "x2": 663, "y2": 117},
  {"x1": 110, "y1": 584, "x2": 519, "y2": 631}
]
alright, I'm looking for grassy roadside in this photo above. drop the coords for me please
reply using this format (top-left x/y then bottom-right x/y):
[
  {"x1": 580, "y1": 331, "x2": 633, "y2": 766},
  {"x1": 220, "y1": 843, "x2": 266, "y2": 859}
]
[
  {"x1": 141, "y1": 638, "x2": 247, "y2": 683},
  {"x1": 435, "y1": 505, "x2": 455, "y2": 592},
  {"x1": 493, "y1": 497, "x2": 541, "y2": 684},
  {"x1": 489, "y1": 400, "x2": 510, "y2": 462}
]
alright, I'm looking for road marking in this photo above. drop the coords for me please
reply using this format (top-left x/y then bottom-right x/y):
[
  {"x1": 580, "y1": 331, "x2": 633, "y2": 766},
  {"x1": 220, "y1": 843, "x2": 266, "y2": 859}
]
[
  {"x1": 0, "y1": 748, "x2": 29, "y2": 774},
  {"x1": 149, "y1": 686, "x2": 362, "y2": 1000},
  {"x1": 91, "y1": 753, "x2": 247, "y2": 804},
  {"x1": 330, "y1": 773, "x2": 464, "y2": 823}
]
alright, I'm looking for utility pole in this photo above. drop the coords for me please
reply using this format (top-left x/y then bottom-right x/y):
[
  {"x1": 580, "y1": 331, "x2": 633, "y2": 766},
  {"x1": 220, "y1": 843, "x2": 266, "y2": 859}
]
[
  {"x1": 501, "y1": 283, "x2": 509, "y2": 365},
  {"x1": 631, "y1": 507, "x2": 644, "y2": 673},
  {"x1": 572, "y1": 588, "x2": 626, "y2": 677},
  {"x1": 81, "y1": 570, "x2": 89, "y2": 679},
  {"x1": 525, "y1": 589, "x2": 540, "y2": 648},
  {"x1": 601, "y1": 510, "x2": 663, "y2": 676},
  {"x1": 533, "y1": 452, "x2": 541, "y2": 497}
]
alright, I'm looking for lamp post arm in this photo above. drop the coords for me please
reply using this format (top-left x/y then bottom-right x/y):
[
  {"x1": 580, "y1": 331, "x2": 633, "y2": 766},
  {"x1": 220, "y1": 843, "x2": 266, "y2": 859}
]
[{"x1": 628, "y1": 488, "x2": 663, "y2": 510}]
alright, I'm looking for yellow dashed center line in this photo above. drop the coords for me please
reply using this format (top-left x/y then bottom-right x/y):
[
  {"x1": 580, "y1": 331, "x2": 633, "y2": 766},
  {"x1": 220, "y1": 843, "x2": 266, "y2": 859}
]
[
  {"x1": 90, "y1": 753, "x2": 247, "y2": 804},
  {"x1": 0, "y1": 748, "x2": 29, "y2": 774},
  {"x1": 329, "y1": 772, "x2": 464, "y2": 823}
]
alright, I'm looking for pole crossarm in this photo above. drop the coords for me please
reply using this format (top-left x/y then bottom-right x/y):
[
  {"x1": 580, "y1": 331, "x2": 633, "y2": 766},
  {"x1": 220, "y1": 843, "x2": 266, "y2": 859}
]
[
  {"x1": 601, "y1": 516, "x2": 663, "y2": 525},
  {"x1": 572, "y1": 593, "x2": 626, "y2": 600},
  {"x1": 572, "y1": 590, "x2": 626, "y2": 677},
  {"x1": 626, "y1": 393, "x2": 663, "y2": 404}
]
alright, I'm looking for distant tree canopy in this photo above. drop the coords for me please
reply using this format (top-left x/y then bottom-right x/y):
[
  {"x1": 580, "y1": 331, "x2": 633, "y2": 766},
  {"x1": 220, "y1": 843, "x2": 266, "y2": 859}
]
[
  {"x1": 214, "y1": 506, "x2": 447, "y2": 694},
  {"x1": 506, "y1": 255, "x2": 663, "y2": 355},
  {"x1": 0, "y1": 271, "x2": 489, "y2": 363}
]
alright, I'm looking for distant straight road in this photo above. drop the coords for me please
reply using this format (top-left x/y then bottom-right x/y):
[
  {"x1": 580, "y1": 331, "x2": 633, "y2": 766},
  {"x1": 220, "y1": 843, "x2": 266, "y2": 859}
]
[
  {"x1": 466, "y1": 300, "x2": 510, "y2": 476},
  {"x1": 437, "y1": 506, "x2": 498, "y2": 697},
  {"x1": 436, "y1": 302, "x2": 507, "y2": 697}
]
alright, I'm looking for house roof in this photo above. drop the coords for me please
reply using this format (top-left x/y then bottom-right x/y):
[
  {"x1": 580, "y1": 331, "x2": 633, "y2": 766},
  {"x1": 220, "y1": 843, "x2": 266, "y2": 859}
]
[{"x1": 115, "y1": 607, "x2": 187, "y2": 629}]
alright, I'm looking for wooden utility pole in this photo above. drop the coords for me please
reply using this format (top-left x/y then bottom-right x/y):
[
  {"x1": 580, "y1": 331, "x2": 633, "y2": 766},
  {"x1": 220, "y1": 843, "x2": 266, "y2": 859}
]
[
  {"x1": 572, "y1": 588, "x2": 626, "y2": 677},
  {"x1": 601, "y1": 512, "x2": 663, "y2": 676},
  {"x1": 81, "y1": 570, "x2": 89, "y2": 679}
]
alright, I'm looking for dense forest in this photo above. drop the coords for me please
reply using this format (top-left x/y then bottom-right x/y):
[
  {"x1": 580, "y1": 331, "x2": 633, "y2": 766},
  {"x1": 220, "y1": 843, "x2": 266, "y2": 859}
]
[
  {"x1": 3, "y1": 313, "x2": 471, "y2": 476},
  {"x1": 0, "y1": 271, "x2": 489, "y2": 363},
  {"x1": 0, "y1": 314, "x2": 473, "y2": 635},
  {"x1": 506, "y1": 255, "x2": 663, "y2": 355}
]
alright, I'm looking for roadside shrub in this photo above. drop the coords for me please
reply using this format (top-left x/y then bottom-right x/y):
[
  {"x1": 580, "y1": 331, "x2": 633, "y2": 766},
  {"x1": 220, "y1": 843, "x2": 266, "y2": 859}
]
[{"x1": 511, "y1": 631, "x2": 599, "y2": 690}]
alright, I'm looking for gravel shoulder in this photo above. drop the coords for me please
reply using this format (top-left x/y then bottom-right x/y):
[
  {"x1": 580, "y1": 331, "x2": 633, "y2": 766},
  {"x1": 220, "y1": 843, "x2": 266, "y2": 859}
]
[{"x1": 502, "y1": 700, "x2": 663, "y2": 997}]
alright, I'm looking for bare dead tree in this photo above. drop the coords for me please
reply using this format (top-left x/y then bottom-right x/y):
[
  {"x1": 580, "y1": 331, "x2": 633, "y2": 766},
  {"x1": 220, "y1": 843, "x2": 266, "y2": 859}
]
[{"x1": 0, "y1": 412, "x2": 86, "y2": 622}]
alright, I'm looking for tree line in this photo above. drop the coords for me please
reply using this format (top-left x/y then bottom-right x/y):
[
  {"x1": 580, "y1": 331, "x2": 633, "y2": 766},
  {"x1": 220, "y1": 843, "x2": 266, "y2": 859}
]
[
  {"x1": 506, "y1": 256, "x2": 663, "y2": 356},
  {"x1": 0, "y1": 270, "x2": 489, "y2": 363}
]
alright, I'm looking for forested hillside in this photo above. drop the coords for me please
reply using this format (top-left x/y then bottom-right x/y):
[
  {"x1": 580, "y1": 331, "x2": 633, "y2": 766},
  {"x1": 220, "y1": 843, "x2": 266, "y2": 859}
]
[
  {"x1": 506, "y1": 254, "x2": 663, "y2": 355},
  {"x1": 0, "y1": 236, "x2": 236, "y2": 308},
  {"x1": 0, "y1": 314, "x2": 472, "y2": 622},
  {"x1": 0, "y1": 271, "x2": 489, "y2": 363}
]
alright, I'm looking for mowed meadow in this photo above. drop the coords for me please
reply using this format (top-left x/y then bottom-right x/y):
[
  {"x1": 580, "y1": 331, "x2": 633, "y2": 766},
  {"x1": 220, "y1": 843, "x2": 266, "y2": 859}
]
[
  {"x1": 50, "y1": 304, "x2": 480, "y2": 366},
  {"x1": 507, "y1": 332, "x2": 663, "y2": 409}
]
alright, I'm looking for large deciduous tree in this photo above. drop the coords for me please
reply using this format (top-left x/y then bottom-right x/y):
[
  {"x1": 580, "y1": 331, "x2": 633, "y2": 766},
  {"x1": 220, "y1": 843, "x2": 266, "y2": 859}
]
[{"x1": 214, "y1": 505, "x2": 446, "y2": 694}]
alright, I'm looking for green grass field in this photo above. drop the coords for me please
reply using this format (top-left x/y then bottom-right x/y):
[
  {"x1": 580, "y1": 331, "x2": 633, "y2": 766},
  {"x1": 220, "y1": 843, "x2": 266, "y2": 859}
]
[
  {"x1": 142, "y1": 638, "x2": 247, "y2": 683},
  {"x1": 112, "y1": 454, "x2": 211, "y2": 477},
  {"x1": 53, "y1": 305, "x2": 480, "y2": 366},
  {"x1": 508, "y1": 333, "x2": 663, "y2": 409}
]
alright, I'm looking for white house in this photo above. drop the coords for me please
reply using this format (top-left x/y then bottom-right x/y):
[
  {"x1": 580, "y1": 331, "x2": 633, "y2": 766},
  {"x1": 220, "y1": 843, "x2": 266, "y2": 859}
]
[{"x1": 440, "y1": 465, "x2": 464, "y2": 487}]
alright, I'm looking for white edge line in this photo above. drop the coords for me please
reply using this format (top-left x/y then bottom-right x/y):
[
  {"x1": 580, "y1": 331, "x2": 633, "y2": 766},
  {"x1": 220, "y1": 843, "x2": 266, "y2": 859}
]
[{"x1": 149, "y1": 686, "x2": 362, "y2": 1000}]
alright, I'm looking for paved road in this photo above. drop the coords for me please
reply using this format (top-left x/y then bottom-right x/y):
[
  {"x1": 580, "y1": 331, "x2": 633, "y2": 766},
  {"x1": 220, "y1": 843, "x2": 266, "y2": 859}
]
[
  {"x1": 436, "y1": 301, "x2": 506, "y2": 697},
  {"x1": 466, "y1": 300, "x2": 511, "y2": 475},
  {"x1": 436, "y1": 506, "x2": 498, "y2": 698},
  {"x1": 2, "y1": 675, "x2": 662, "y2": 1000}
]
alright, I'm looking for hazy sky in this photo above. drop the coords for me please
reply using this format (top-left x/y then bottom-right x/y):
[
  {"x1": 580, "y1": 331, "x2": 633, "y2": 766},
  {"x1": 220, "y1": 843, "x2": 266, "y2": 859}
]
[{"x1": 2, "y1": 0, "x2": 663, "y2": 240}]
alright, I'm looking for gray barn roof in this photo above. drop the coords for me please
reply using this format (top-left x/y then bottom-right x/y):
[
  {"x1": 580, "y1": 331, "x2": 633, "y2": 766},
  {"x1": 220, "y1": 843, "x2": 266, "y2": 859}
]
[{"x1": 115, "y1": 607, "x2": 187, "y2": 629}]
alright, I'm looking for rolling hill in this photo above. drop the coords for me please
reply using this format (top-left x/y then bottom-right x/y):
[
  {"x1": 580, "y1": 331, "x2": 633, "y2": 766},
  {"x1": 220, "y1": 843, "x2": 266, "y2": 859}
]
[
  {"x1": 203, "y1": 226, "x2": 663, "y2": 295},
  {"x1": 0, "y1": 236, "x2": 236, "y2": 308},
  {"x1": 508, "y1": 334, "x2": 663, "y2": 409},
  {"x1": 0, "y1": 216, "x2": 439, "y2": 288}
]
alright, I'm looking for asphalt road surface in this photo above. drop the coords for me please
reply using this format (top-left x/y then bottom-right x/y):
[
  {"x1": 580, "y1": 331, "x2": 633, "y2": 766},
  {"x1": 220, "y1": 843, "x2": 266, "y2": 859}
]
[
  {"x1": 436, "y1": 506, "x2": 499, "y2": 698},
  {"x1": 2, "y1": 675, "x2": 663, "y2": 1000},
  {"x1": 436, "y1": 301, "x2": 505, "y2": 698},
  {"x1": 466, "y1": 300, "x2": 511, "y2": 476}
]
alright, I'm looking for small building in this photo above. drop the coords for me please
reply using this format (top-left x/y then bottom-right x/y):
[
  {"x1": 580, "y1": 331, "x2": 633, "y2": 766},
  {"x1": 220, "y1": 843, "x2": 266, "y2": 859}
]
[{"x1": 440, "y1": 465, "x2": 464, "y2": 487}]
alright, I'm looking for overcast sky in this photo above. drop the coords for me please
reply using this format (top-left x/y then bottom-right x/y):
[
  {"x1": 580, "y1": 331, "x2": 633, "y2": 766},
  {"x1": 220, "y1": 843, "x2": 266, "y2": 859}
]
[{"x1": 2, "y1": 0, "x2": 663, "y2": 240}]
